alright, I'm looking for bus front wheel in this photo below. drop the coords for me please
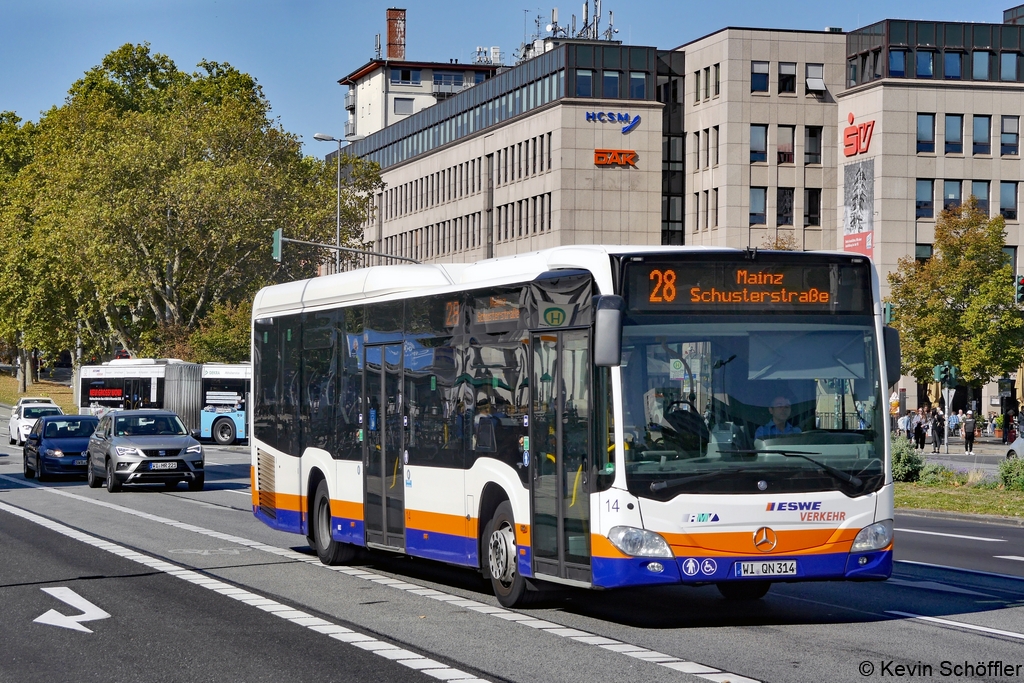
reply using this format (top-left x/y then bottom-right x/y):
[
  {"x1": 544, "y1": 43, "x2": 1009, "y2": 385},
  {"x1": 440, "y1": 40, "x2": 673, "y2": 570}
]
[
  {"x1": 212, "y1": 418, "x2": 236, "y2": 445},
  {"x1": 313, "y1": 480, "x2": 355, "y2": 565},
  {"x1": 484, "y1": 501, "x2": 535, "y2": 607}
]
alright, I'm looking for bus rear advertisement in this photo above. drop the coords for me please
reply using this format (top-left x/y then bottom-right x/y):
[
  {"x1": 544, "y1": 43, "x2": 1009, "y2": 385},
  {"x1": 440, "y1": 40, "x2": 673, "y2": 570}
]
[{"x1": 249, "y1": 246, "x2": 899, "y2": 606}]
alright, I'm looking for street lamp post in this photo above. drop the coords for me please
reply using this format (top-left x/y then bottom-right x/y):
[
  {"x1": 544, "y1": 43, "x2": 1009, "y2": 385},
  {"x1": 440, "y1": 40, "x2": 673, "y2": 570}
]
[{"x1": 313, "y1": 133, "x2": 342, "y2": 272}]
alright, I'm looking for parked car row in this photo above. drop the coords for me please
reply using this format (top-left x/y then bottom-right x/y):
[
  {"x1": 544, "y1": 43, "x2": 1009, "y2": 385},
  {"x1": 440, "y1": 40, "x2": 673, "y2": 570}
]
[{"x1": 18, "y1": 409, "x2": 205, "y2": 492}]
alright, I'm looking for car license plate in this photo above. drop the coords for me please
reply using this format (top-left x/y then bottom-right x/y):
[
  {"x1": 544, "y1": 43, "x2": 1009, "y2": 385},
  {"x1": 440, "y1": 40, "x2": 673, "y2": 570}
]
[
  {"x1": 72, "y1": 459, "x2": 86, "y2": 466},
  {"x1": 151, "y1": 462, "x2": 177, "y2": 470},
  {"x1": 735, "y1": 560, "x2": 797, "y2": 577}
]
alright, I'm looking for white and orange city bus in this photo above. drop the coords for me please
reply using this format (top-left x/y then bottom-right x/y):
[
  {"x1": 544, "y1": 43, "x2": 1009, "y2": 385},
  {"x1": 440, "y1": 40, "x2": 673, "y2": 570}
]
[{"x1": 250, "y1": 246, "x2": 899, "y2": 606}]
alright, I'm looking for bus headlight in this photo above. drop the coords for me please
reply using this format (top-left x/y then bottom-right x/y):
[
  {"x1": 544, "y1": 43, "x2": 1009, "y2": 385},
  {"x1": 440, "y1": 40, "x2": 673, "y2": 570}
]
[
  {"x1": 607, "y1": 526, "x2": 674, "y2": 558},
  {"x1": 851, "y1": 519, "x2": 894, "y2": 552}
]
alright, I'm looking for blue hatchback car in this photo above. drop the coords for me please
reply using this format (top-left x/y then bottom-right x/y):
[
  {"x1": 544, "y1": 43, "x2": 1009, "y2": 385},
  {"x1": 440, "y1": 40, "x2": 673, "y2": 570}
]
[{"x1": 23, "y1": 415, "x2": 99, "y2": 481}]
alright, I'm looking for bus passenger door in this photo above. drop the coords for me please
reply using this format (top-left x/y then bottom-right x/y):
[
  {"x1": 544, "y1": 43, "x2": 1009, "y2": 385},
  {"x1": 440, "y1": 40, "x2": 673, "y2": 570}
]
[
  {"x1": 530, "y1": 330, "x2": 592, "y2": 584},
  {"x1": 363, "y1": 344, "x2": 406, "y2": 549}
]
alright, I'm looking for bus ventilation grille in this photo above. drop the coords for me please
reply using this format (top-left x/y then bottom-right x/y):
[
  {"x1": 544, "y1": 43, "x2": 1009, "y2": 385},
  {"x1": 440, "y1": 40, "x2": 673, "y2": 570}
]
[{"x1": 257, "y1": 449, "x2": 277, "y2": 520}]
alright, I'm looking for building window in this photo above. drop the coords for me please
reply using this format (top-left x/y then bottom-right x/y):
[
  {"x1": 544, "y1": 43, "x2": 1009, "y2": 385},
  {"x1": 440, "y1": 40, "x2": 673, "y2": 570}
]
[
  {"x1": 750, "y1": 187, "x2": 767, "y2": 225},
  {"x1": 751, "y1": 61, "x2": 769, "y2": 92},
  {"x1": 603, "y1": 70, "x2": 620, "y2": 98},
  {"x1": 944, "y1": 52, "x2": 962, "y2": 80},
  {"x1": 576, "y1": 69, "x2": 593, "y2": 97},
  {"x1": 1002, "y1": 116, "x2": 1020, "y2": 155},
  {"x1": 944, "y1": 114, "x2": 963, "y2": 154},
  {"x1": 973, "y1": 51, "x2": 990, "y2": 80},
  {"x1": 872, "y1": 50, "x2": 883, "y2": 79},
  {"x1": 847, "y1": 59, "x2": 857, "y2": 88},
  {"x1": 777, "y1": 126, "x2": 795, "y2": 164},
  {"x1": 694, "y1": 71, "x2": 701, "y2": 103},
  {"x1": 703, "y1": 67, "x2": 710, "y2": 99},
  {"x1": 629, "y1": 72, "x2": 645, "y2": 98},
  {"x1": 390, "y1": 68, "x2": 421, "y2": 84},
  {"x1": 750, "y1": 124, "x2": 768, "y2": 163},
  {"x1": 1001, "y1": 52, "x2": 1018, "y2": 82},
  {"x1": 916, "y1": 51, "x2": 935, "y2": 78},
  {"x1": 915, "y1": 244, "x2": 933, "y2": 262},
  {"x1": 693, "y1": 131, "x2": 701, "y2": 170},
  {"x1": 917, "y1": 114, "x2": 935, "y2": 153},
  {"x1": 693, "y1": 193, "x2": 700, "y2": 232},
  {"x1": 713, "y1": 63, "x2": 720, "y2": 95},
  {"x1": 889, "y1": 50, "x2": 907, "y2": 77},
  {"x1": 916, "y1": 179, "x2": 934, "y2": 218},
  {"x1": 433, "y1": 72, "x2": 465, "y2": 86},
  {"x1": 394, "y1": 97, "x2": 414, "y2": 115},
  {"x1": 713, "y1": 188, "x2": 719, "y2": 226},
  {"x1": 703, "y1": 190, "x2": 710, "y2": 229},
  {"x1": 1001, "y1": 182, "x2": 1019, "y2": 220},
  {"x1": 1003, "y1": 246, "x2": 1017, "y2": 269},
  {"x1": 777, "y1": 188, "x2": 794, "y2": 225},
  {"x1": 943, "y1": 180, "x2": 962, "y2": 210},
  {"x1": 806, "y1": 63, "x2": 826, "y2": 93},
  {"x1": 972, "y1": 180, "x2": 990, "y2": 214},
  {"x1": 973, "y1": 115, "x2": 991, "y2": 155},
  {"x1": 804, "y1": 188, "x2": 821, "y2": 226},
  {"x1": 805, "y1": 126, "x2": 822, "y2": 164},
  {"x1": 712, "y1": 126, "x2": 720, "y2": 166},
  {"x1": 779, "y1": 62, "x2": 796, "y2": 93}
]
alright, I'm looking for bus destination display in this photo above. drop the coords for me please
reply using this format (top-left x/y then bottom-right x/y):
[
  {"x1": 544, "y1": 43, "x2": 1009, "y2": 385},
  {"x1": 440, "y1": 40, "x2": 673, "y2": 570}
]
[{"x1": 627, "y1": 261, "x2": 870, "y2": 314}]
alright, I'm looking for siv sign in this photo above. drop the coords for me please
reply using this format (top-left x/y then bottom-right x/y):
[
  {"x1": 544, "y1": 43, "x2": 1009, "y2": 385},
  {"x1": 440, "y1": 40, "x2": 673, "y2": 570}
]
[
  {"x1": 586, "y1": 111, "x2": 642, "y2": 134},
  {"x1": 843, "y1": 113, "x2": 875, "y2": 157}
]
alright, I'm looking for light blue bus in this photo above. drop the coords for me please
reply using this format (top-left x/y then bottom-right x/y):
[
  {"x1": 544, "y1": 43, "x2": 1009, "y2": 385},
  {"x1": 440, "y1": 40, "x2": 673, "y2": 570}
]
[{"x1": 163, "y1": 363, "x2": 252, "y2": 445}]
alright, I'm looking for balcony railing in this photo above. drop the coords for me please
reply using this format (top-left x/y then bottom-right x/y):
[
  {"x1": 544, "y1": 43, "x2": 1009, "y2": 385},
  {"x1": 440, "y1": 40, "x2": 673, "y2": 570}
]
[
  {"x1": 344, "y1": 90, "x2": 355, "y2": 110},
  {"x1": 344, "y1": 119, "x2": 356, "y2": 137}
]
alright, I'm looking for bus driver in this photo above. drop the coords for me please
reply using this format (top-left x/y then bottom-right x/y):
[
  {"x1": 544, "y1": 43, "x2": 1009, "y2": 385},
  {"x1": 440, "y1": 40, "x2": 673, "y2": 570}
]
[{"x1": 755, "y1": 396, "x2": 802, "y2": 439}]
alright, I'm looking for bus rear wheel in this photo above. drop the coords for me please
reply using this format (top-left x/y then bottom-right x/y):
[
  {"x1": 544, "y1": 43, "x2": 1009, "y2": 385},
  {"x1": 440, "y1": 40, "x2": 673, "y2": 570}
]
[
  {"x1": 717, "y1": 581, "x2": 771, "y2": 600},
  {"x1": 313, "y1": 480, "x2": 355, "y2": 565},
  {"x1": 212, "y1": 418, "x2": 236, "y2": 445},
  {"x1": 484, "y1": 501, "x2": 535, "y2": 607}
]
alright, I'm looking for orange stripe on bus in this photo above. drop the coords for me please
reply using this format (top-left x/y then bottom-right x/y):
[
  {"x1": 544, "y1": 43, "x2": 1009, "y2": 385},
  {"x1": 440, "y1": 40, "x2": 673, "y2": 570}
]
[
  {"x1": 250, "y1": 466, "x2": 257, "y2": 507},
  {"x1": 274, "y1": 493, "x2": 304, "y2": 513},
  {"x1": 515, "y1": 524, "x2": 530, "y2": 546},
  {"x1": 591, "y1": 534, "x2": 629, "y2": 559},
  {"x1": 663, "y1": 528, "x2": 860, "y2": 555},
  {"x1": 330, "y1": 499, "x2": 364, "y2": 520},
  {"x1": 405, "y1": 509, "x2": 470, "y2": 537}
]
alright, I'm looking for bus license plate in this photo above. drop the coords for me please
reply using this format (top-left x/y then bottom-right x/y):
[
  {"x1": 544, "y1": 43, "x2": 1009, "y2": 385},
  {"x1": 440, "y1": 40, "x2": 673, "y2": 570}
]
[
  {"x1": 151, "y1": 462, "x2": 177, "y2": 470},
  {"x1": 735, "y1": 560, "x2": 797, "y2": 577}
]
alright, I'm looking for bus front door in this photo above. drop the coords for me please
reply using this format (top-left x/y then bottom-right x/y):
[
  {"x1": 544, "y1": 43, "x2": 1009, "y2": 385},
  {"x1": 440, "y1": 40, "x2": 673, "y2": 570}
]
[
  {"x1": 530, "y1": 330, "x2": 592, "y2": 584},
  {"x1": 363, "y1": 344, "x2": 406, "y2": 549}
]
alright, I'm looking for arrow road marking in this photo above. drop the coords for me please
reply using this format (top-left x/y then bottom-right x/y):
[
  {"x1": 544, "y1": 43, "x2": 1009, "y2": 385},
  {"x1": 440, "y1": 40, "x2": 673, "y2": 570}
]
[{"x1": 34, "y1": 587, "x2": 110, "y2": 633}]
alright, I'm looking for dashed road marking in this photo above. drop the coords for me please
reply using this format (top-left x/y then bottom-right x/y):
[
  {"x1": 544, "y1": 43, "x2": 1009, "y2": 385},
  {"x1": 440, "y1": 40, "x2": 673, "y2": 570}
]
[{"x1": 886, "y1": 610, "x2": 1024, "y2": 641}]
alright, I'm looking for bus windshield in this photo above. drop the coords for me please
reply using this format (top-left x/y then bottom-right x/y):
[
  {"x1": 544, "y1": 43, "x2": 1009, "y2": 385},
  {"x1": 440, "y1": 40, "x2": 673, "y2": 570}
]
[{"x1": 620, "y1": 320, "x2": 885, "y2": 499}]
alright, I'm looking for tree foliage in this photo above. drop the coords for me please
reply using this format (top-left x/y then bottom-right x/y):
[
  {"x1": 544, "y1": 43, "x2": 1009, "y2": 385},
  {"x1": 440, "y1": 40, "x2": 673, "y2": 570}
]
[
  {"x1": 886, "y1": 196, "x2": 1024, "y2": 385},
  {"x1": 0, "y1": 43, "x2": 382, "y2": 364}
]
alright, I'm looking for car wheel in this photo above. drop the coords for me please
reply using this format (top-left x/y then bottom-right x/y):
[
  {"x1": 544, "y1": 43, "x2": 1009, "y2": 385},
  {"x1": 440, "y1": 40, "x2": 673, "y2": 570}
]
[
  {"x1": 9, "y1": 430, "x2": 14, "y2": 445},
  {"x1": 35, "y1": 455, "x2": 49, "y2": 482},
  {"x1": 212, "y1": 418, "x2": 236, "y2": 446},
  {"x1": 1009, "y1": 450, "x2": 1018, "y2": 460},
  {"x1": 23, "y1": 452, "x2": 35, "y2": 479},
  {"x1": 187, "y1": 474, "x2": 205, "y2": 492},
  {"x1": 106, "y1": 459, "x2": 122, "y2": 493},
  {"x1": 86, "y1": 459, "x2": 103, "y2": 488},
  {"x1": 717, "y1": 581, "x2": 771, "y2": 600},
  {"x1": 313, "y1": 480, "x2": 354, "y2": 565},
  {"x1": 484, "y1": 501, "x2": 537, "y2": 607}
]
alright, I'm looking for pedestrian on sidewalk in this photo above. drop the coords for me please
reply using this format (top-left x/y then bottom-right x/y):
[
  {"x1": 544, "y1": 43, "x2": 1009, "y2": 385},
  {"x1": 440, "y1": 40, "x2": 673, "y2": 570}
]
[
  {"x1": 930, "y1": 409, "x2": 944, "y2": 453},
  {"x1": 948, "y1": 410, "x2": 959, "y2": 437},
  {"x1": 963, "y1": 410, "x2": 976, "y2": 455},
  {"x1": 914, "y1": 409, "x2": 927, "y2": 450}
]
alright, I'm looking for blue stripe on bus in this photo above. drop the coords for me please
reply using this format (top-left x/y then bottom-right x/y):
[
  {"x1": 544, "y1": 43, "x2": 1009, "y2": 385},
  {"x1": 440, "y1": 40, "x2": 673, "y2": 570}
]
[
  {"x1": 332, "y1": 518, "x2": 366, "y2": 546},
  {"x1": 517, "y1": 546, "x2": 533, "y2": 578},
  {"x1": 253, "y1": 506, "x2": 304, "y2": 535},
  {"x1": 405, "y1": 528, "x2": 476, "y2": 566}
]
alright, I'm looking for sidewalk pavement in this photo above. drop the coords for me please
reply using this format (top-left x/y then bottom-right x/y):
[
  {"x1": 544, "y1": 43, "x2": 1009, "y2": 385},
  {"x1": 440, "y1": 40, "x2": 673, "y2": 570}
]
[{"x1": 896, "y1": 431, "x2": 1010, "y2": 477}]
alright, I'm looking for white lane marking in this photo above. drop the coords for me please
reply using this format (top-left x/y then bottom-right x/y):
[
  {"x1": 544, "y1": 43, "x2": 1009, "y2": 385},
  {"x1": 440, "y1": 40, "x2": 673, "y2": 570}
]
[
  {"x1": 0, "y1": 499, "x2": 490, "y2": 683},
  {"x1": 886, "y1": 610, "x2": 1024, "y2": 641},
  {"x1": 895, "y1": 560, "x2": 1024, "y2": 584},
  {"x1": 0, "y1": 475, "x2": 759, "y2": 682},
  {"x1": 885, "y1": 578, "x2": 995, "y2": 597},
  {"x1": 34, "y1": 587, "x2": 111, "y2": 633},
  {"x1": 995, "y1": 556, "x2": 1024, "y2": 562},
  {"x1": 895, "y1": 528, "x2": 1007, "y2": 542}
]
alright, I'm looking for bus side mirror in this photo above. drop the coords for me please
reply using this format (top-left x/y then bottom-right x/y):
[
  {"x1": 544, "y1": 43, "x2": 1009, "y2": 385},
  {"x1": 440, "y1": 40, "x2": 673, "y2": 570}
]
[
  {"x1": 593, "y1": 295, "x2": 625, "y2": 367},
  {"x1": 883, "y1": 326, "x2": 901, "y2": 387}
]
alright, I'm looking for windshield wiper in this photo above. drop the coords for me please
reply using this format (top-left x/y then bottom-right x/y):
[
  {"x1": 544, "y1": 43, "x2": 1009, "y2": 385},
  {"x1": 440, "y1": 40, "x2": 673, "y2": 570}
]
[
  {"x1": 724, "y1": 449, "x2": 862, "y2": 487},
  {"x1": 650, "y1": 467, "x2": 756, "y2": 493}
]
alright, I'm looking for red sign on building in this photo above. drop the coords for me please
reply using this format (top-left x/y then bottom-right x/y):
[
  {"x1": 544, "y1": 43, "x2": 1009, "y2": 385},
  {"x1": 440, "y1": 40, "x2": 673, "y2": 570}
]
[
  {"x1": 843, "y1": 113, "x2": 875, "y2": 157},
  {"x1": 594, "y1": 149, "x2": 638, "y2": 166}
]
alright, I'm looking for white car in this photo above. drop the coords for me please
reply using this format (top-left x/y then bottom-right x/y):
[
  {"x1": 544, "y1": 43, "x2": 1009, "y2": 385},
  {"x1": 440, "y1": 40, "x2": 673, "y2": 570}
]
[
  {"x1": 13, "y1": 397, "x2": 55, "y2": 409},
  {"x1": 9, "y1": 403, "x2": 64, "y2": 445}
]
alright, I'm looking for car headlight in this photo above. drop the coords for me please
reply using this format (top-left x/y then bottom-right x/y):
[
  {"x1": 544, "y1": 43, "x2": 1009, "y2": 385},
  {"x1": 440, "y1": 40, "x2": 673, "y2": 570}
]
[
  {"x1": 851, "y1": 519, "x2": 894, "y2": 552},
  {"x1": 44, "y1": 449, "x2": 64, "y2": 457},
  {"x1": 607, "y1": 526, "x2": 674, "y2": 558},
  {"x1": 115, "y1": 446, "x2": 144, "y2": 457},
  {"x1": 185, "y1": 444, "x2": 203, "y2": 454}
]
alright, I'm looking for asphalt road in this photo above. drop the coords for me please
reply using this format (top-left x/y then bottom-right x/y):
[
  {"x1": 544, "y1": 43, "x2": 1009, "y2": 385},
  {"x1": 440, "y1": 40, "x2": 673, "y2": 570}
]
[{"x1": 2, "y1": 422, "x2": 1024, "y2": 682}]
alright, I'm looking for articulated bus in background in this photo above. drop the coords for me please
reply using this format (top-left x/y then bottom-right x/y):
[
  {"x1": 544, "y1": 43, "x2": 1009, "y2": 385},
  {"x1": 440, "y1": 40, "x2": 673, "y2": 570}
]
[
  {"x1": 250, "y1": 246, "x2": 900, "y2": 606},
  {"x1": 164, "y1": 363, "x2": 251, "y2": 445},
  {"x1": 79, "y1": 359, "x2": 173, "y2": 414}
]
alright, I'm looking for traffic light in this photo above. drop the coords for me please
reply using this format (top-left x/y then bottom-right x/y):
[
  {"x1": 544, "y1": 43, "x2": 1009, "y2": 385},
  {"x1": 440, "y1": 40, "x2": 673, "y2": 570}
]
[
  {"x1": 1016, "y1": 275, "x2": 1024, "y2": 304},
  {"x1": 933, "y1": 364, "x2": 943, "y2": 382},
  {"x1": 933, "y1": 361, "x2": 958, "y2": 387},
  {"x1": 272, "y1": 228, "x2": 282, "y2": 262}
]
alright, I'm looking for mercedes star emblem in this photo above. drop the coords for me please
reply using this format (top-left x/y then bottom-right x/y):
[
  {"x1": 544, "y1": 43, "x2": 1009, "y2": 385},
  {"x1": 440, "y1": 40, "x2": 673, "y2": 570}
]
[{"x1": 753, "y1": 526, "x2": 778, "y2": 552}]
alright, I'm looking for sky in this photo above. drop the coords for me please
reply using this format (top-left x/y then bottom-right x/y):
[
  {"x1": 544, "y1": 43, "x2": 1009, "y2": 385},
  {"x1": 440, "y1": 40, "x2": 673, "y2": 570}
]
[{"x1": 0, "y1": 0, "x2": 1013, "y2": 156}]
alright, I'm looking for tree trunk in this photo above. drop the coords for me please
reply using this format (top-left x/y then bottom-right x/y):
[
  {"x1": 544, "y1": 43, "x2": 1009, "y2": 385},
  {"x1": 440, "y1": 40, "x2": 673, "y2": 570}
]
[
  {"x1": 17, "y1": 348, "x2": 28, "y2": 392},
  {"x1": 29, "y1": 350, "x2": 39, "y2": 384}
]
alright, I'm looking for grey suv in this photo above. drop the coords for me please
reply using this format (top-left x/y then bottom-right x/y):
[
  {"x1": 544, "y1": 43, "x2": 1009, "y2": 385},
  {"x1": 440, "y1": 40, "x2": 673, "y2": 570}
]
[{"x1": 86, "y1": 410, "x2": 205, "y2": 492}]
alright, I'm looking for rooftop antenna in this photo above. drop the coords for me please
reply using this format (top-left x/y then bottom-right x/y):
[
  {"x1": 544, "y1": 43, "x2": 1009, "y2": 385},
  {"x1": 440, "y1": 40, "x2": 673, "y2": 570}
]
[
  {"x1": 594, "y1": 0, "x2": 601, "y2": 40},
  {"x1": 571, "y1": 13, "x2": 576, "y2": 36},
  {"x1": 602, "y1": 10, "x2": 617, "y2": 40},
  {"x1": 374, "y1": 34, "x2": 381, "y2": 60},
  {"x1": 581, "y1": 1, "x2": 588, "y2": 37}
]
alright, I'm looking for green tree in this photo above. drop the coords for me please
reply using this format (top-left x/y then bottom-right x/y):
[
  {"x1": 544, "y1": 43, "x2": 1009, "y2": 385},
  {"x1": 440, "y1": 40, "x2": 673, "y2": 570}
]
[{"x1": 886, "y1": 196, "x2": 1024, "y2": 384}]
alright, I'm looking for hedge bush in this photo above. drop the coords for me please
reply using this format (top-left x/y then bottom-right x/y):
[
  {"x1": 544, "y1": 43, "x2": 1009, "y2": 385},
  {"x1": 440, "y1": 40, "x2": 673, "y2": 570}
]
[
  {"x1": 892, "y1": 436, "x2": 923, "y2": 482},
  {"x1": 999, "y1": 456, "x2": 1024, "y2": 491}
]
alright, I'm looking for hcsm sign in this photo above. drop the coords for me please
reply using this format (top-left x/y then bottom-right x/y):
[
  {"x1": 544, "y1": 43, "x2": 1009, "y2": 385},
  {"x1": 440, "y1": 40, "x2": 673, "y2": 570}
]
[
  {"x1": 594, "y1": 149, "x2": 638, "y2": 166},
  {"x1": 585, "y1": 111, "x2": 642, "y2": 133},
  {"x1": 843, "y1": 113, "x2": 875, "y2": 157}
]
